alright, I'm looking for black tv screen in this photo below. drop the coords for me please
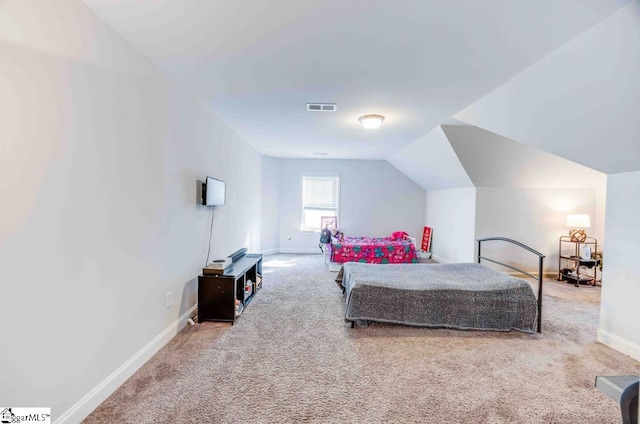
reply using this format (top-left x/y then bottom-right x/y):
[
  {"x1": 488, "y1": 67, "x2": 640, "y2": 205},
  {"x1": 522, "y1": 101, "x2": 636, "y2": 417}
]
[{"x1": 203, "y1": 177, "x2": 226, "y2": 206}]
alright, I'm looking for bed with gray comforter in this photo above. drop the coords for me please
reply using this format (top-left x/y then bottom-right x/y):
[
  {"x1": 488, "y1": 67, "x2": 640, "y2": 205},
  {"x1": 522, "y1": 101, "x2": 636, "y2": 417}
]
[{"x1": 340, "y1": 262, "x2": 538, "y2": 333}]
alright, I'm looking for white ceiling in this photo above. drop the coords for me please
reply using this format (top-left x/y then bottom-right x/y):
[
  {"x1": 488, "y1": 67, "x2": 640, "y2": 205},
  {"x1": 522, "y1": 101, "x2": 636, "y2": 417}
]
[{"x1": 81, "y1": 0, "x2": 631, "y2": 161}]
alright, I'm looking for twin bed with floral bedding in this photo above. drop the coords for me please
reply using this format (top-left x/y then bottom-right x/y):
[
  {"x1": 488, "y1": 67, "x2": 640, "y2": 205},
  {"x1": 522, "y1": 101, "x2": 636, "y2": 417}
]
[{"x1": 327, "y1": 235, "x2": 418, "y2": 265}]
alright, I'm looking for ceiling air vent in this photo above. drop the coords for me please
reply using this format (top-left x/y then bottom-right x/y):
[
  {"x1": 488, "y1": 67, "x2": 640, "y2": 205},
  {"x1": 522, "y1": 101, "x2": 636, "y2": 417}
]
[{"x1": 307, "y1": 103, "x2": 337, "y2": 112}]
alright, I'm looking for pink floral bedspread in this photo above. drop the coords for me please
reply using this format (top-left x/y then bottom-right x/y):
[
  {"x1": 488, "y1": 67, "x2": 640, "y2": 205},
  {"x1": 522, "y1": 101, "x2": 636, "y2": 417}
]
[{"x1": 330, "y1": 236, "x2": 418, "y2": 264}]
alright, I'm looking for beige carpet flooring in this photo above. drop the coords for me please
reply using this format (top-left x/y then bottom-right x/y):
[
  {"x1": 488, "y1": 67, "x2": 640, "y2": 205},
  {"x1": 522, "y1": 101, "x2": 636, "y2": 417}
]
[{"x1": 84, "y1": 254, "x2": 639, "y2": 423}]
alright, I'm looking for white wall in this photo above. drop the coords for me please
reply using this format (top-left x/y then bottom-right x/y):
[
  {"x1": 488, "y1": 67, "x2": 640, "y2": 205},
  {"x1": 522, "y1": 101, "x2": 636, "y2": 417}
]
[
  {"x1": 278, "y1": 159, "x2": 426, "y2": 253},
  {"x1": 598, "y1": 171, "x2": 640, "y2": 361},
  {"x1": 474, "y1": 187, "x2": 598, "y2": 274},
  {"x1": 425, "y1": 188, "x2": 477, "y2": 263},
  {"x1": 0, "y1": 2, "x2": 262, "y2": 422},
  {"x1": 260, "y1": 156, "x2": 281, "y2": 255}
]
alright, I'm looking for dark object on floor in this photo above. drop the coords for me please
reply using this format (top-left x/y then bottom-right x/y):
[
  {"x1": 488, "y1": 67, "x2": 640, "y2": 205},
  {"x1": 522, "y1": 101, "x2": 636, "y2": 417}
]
[{"x1": 595, "y1": 375, "x2": 639, "y2": 424}]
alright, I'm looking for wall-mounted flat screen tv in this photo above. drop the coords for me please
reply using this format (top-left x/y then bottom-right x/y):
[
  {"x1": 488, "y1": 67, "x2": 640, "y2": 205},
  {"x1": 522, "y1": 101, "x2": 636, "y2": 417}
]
[{"x1": 202, "y1": 177, "x2": 226, "y2": 206}]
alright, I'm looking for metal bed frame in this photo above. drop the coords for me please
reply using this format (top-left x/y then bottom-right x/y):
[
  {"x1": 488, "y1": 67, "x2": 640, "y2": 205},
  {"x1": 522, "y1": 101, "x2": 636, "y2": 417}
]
[{"x1": 477, "y1": 237, "x2": 545, "y2": 333}]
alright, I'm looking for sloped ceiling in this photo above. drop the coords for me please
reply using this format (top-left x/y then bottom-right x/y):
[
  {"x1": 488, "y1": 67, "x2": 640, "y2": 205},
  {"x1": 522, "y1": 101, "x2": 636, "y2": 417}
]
[
  {"x1": 0, "y1": 0, "x2": 157, "y2": 76},
  {"x1": 454, "y1": 2, "x2": 640, "y2": 175},
  {"x1": 442, "y1": 125, "x2": 606, "y2": 188},
  {"x1": 388, "y1": 125, "x2": 474, "y2": 191},
  {"x1": 389, "y1": 123, "x2": 606, "y2": 191},
  {"x1": 81, "y1": 0, "x2": 631, "y2": 162}
]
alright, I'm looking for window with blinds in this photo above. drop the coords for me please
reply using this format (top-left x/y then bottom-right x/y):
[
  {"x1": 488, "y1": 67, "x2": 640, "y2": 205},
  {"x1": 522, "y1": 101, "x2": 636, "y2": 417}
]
[{"x1": 301, "y1": 173, "x2": 340, "y2": 232}]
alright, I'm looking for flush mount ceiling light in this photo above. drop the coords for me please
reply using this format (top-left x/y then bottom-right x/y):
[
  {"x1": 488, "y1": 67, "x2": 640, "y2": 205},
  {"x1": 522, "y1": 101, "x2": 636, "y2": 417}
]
[{"x1": 358, "y1": 114, "x2": 385, "y2": 130}]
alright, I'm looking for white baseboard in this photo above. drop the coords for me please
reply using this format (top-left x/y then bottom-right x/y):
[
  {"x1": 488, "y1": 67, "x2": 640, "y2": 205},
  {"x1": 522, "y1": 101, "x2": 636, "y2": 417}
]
[
  {"x1": 597, "y1": 328, "x2": 640, "y2": 362},
  {"x1": 55, "y1": 304, "x2": 198, "y2": 424},
  {"x1": 279, "y1": 247, "x2": 323, "y2": 254},
  {"x1": 260, "y1": 248, "x2": 280, "y2": 256},
  {"x1": 431, "y1": 254, "x2": 449, "y2": 264}
]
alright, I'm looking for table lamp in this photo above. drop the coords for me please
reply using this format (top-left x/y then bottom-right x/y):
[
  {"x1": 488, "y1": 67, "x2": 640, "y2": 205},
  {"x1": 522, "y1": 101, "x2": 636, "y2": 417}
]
[{"x1": 566, "y1": 214, "x2": 590, "y2": 242}]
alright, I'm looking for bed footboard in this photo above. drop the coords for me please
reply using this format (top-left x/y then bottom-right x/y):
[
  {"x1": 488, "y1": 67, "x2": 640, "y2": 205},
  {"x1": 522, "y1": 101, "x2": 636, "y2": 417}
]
[{"x1": 477, "y1": 237, "x2": 545, "y2": 333}]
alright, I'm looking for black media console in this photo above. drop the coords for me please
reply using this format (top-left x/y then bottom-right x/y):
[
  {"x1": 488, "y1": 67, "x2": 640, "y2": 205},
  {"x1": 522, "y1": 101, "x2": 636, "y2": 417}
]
[{"x1": 197, "y1": 248, "x2": 262, "y2": 323}]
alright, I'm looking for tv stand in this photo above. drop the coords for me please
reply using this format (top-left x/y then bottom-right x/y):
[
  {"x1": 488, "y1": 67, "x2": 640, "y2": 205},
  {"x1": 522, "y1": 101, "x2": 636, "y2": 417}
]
[{"x1": 198, "y1": 248, "x2": 262, "y2": 323}]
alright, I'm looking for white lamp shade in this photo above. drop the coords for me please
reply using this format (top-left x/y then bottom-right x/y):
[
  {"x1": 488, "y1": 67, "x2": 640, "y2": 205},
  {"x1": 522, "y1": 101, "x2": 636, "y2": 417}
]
[
  {"x1": 358, "y1": 114, "x2": 384, "y2": 129},
  {"x1": 566, "y1": 214, "x2": 591, "y2": 228}
]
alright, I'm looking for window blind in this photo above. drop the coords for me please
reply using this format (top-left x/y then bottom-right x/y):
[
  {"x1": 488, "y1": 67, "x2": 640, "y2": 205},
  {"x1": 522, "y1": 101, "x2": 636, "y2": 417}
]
[{"x1": 303, "y1": 176, "x2": 338, "y2": 209}]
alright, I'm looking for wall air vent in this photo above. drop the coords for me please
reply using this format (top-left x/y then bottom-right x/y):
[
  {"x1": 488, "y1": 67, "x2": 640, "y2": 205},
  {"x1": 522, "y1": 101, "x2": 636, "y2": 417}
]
[{"x1": 307, "y1": 103, "x2": 337, "y2": 112}]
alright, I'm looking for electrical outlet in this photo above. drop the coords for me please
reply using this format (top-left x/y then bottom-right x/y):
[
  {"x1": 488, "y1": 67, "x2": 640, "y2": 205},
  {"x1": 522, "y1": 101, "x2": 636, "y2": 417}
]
[{"x1": 165, "y1": 292, "x2": 173, "y2": 308}]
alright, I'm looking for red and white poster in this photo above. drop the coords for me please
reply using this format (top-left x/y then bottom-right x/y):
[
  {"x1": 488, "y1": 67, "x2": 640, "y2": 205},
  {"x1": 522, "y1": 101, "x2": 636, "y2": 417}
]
[{"x1": 421, "y1": 226, "x2": 432, "y2": 252}]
